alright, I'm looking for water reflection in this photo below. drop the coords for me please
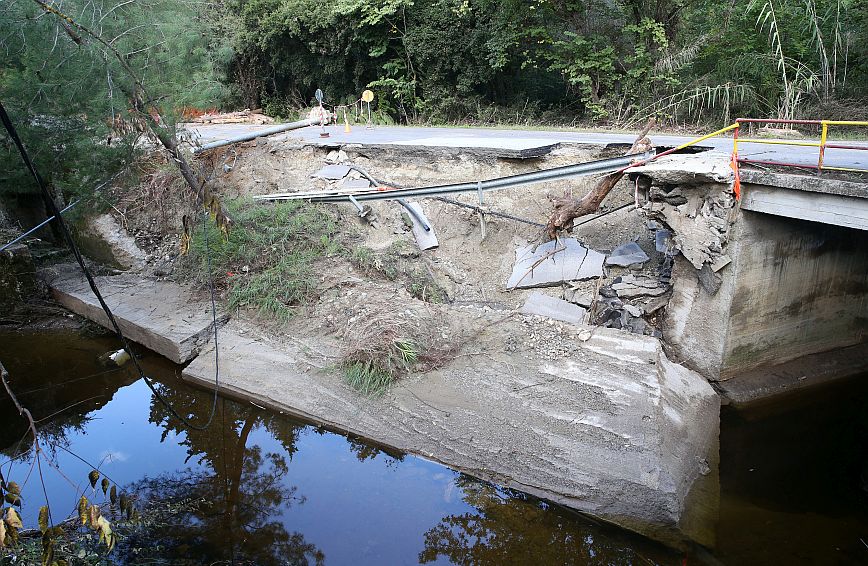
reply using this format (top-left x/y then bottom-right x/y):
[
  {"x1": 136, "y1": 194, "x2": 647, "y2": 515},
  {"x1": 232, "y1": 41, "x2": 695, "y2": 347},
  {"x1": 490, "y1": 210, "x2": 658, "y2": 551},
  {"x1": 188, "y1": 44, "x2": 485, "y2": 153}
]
[
  {"x1": 0, "y1": 329, "x2": 679, "y2": 565},
  {"x1": 121, "y1": 391, "x2": 323, "y2": 565}
]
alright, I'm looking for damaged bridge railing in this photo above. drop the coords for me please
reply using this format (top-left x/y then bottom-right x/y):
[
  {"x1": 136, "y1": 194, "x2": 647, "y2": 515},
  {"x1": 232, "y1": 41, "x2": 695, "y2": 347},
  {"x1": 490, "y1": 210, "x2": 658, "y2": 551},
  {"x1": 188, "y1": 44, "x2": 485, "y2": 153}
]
[{"x1": 733, "y1": 118, "x2": 868, "y2": 174}]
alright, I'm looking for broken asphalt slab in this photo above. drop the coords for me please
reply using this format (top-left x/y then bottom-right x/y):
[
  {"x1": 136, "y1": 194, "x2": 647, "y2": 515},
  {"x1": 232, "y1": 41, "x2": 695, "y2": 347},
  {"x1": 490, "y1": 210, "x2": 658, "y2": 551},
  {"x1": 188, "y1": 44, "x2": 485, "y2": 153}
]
[
  {"x1": 629, "y1": 152, "x2": 734, "y2": 184},
  {"x1": 183, "y1": 319, "x2": 720, "y2": 547},
  {"x1": 43, "y1": 264, "x2": 227, "y2": 364},
  {"x1": 507, "y1": 238, "x2": 605, "y2": 289}
]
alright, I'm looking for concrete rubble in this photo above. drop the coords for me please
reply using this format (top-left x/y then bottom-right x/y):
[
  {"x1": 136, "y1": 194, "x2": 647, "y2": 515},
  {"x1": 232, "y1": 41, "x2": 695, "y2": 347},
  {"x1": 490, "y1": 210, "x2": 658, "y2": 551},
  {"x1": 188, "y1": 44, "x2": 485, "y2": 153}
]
[
  {"x1": 521, "y1": 291, "x2": 587, "y2": 324},
  {"x1": 507, "y1": 238, "x2": 605, "y2": 289}
]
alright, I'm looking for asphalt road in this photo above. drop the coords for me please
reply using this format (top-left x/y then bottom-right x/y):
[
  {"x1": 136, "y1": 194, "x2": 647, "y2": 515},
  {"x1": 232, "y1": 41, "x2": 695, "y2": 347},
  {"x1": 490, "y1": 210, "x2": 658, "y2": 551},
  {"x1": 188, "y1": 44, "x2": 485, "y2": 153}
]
[{"x1": 187, "y1": 123, "x2": 868, "y2": 171}]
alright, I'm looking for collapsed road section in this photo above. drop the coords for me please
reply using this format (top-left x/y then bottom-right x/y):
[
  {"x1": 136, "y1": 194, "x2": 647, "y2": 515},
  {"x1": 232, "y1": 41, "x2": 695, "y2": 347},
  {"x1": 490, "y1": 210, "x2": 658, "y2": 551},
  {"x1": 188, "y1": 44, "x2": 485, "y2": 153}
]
[{"x1": 41, "y1": 124, "x2": 868, "y2": 552}]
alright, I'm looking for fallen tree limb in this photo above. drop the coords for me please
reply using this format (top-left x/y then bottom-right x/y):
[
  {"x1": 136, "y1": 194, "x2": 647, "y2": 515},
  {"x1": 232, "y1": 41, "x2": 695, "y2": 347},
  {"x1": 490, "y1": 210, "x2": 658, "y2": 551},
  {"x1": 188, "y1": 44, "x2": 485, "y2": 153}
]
[{"x1": 545, "y1": 119, "x2": 655, "y2": 240}]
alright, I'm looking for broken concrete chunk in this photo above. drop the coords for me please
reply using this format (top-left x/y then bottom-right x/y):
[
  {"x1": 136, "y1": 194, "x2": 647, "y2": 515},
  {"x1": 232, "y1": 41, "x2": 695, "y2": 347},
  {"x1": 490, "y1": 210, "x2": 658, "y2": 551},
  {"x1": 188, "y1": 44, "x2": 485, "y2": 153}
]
[
  {"x1": 612, "y1": 275, "x2": 669, "y2": 298},
  {"x1": 520, "y1": 292, "x2": 587, "y2": 325},
  {"x1": 629, "y1": 151, "x2": 734, "y2": 184},
  {"x1": 507, "y1": 238, "x2": 604, "y2": 289},
  {"x1": 324, "y1": 149, "x2": 349, "y2": 164},
  {"x1": 606, "y1": 242, "x2": 650, "y2": 267},
  {"x1": 340, "y1": 178, "x2": 372, "y2": 189},
  {"x1": 313, "y1": 164, "x2": 351, "y2": 180},
  {"x1": 710, "y1": 254, "x2": 732, "y2": 272},
  {"x1": 655, "y1": 229, "x2": 672, "y2": 253},
  {"x1": 642, "y1": 294, "x2": 671, "y2": 315}
]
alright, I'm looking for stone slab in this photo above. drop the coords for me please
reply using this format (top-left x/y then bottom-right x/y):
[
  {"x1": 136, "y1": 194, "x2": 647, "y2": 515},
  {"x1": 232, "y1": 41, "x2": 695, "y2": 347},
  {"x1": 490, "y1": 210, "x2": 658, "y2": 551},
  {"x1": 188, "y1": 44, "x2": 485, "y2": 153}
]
[
  {"x1": 182, "y1": 320, "x2": 720, "y2": 547},
  {"x1": 44, "y1": 264, "x2": 228, "y2": 363},
  {"x1": 340, "y1": 178, "x2": 372, "y2": 189},
  {"x1": 507, "y1": 238, "x2": 605, "y2": 289},
  {"x1": 521, "y1": 292, "x2": 587, "y2": 324},
  {"x1": 606, "y1": 242, "x2": 650, "y2": 267},
  {"x1": 630, "y1": 152, "x2": 734, "y2": 184},
  {"x1": 313, "y1": 164, "x2": 351, "y2": 180}
]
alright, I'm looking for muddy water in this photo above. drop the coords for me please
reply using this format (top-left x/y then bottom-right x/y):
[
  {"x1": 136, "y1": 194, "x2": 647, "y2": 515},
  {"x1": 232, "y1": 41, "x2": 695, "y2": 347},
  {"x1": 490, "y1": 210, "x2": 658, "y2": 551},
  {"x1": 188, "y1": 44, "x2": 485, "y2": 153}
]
[{"x1": 0, "y1": 329, "x2": 678, "y2": 565}]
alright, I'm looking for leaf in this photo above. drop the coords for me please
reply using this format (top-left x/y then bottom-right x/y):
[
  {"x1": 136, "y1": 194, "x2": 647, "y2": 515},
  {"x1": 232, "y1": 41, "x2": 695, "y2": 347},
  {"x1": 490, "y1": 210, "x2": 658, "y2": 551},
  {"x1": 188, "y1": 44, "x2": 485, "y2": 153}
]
[
  {"x1": 110, "y1": 485, "x2": 117, "y2": 505},
  {"x1": 5, "y1": 507, "x2": 22, "y2": 529},
  {"x1": 88, "y1": 470, "x2": 100, "y2": 489},
  {"x1": 88, "y1": 505, "x2": 101, "y2": 530},
  {"x1": 78, "y1": 496, "x2": 88, "y2": 525},
  {"x1": 4, "y1": 493, "x2": 20, "y2": 506},
  {"x1": 101, "y1": 477, "x2": 110, "y2": 495},
  {"x1": 6, "y1": 482, "x2": 20, "y2": 496},
  {"x1": 0, "y1": 518, "x2": 6, "y2": 548},
  {"x1": 96, "y1": 516, "x2": 115, "y2": 552},
  {"x1": 38, "y1": 505, "x2": 49, "y2": 533}
]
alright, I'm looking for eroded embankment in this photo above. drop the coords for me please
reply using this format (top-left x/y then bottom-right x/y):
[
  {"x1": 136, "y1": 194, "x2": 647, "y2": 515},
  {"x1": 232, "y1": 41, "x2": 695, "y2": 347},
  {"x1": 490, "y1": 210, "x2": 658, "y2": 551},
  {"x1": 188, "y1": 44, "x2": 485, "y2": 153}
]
[{"x1": 45, "y1": 133, "x2": 724, "y2": 548}]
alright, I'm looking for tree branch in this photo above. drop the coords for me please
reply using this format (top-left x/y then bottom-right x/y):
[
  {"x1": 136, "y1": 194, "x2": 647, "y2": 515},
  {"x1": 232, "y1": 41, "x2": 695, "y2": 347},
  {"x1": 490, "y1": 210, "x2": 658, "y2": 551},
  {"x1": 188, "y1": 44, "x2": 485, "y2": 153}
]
[{"x1": 544, "y1": 118, "x2": 655, "y2": 240}]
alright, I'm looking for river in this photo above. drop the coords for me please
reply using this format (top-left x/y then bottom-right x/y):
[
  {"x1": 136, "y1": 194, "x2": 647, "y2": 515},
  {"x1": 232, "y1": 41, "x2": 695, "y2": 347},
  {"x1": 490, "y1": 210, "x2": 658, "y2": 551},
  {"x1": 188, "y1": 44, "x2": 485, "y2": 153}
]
[{"x1": 0, "y1": 328, "x2": 866, "y2": 564}]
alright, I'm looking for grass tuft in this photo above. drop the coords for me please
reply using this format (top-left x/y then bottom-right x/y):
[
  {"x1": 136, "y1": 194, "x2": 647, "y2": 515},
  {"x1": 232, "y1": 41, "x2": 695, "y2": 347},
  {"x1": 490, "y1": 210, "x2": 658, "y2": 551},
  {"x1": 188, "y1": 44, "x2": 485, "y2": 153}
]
[{"x1": 186, "y1": 198, "x2": 338, "y2": 321}]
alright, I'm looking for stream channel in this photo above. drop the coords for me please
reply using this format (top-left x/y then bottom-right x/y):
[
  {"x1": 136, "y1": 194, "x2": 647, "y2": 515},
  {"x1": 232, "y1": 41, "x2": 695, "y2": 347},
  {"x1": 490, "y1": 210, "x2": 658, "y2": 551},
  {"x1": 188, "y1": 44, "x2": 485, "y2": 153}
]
[{"x1": 0, "y1": 327, "x2": 867, "y2": 565}]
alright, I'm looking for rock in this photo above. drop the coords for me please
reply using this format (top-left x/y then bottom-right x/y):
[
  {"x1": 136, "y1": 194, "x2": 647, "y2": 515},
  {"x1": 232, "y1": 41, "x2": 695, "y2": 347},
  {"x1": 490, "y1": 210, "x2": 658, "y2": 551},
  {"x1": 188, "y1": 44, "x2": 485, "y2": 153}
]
[
  {"x1": 624, "y1": 304, "x2": 643, "y2": 317},
  {"x1": 313, "y1": 164, "x2": 351, "y2": 180},
  {"x1": 697, "y1": 264, "x2": 722, "y2": 295},
  {"x1": 606, "y1": 242, "x2": 650, "y2": 267},
  {"x1": 655, "y1": 229, "x2": 673, "y2": 252},
  {"x1": 520, "y1": 292, "x2": 587, "y2": 325},
  {"x1": 507, "y1": 238, "x2": 605, "y2": 289},
  {"x1": 80, "y1": 214, "x2": 147, "y2": 269}
]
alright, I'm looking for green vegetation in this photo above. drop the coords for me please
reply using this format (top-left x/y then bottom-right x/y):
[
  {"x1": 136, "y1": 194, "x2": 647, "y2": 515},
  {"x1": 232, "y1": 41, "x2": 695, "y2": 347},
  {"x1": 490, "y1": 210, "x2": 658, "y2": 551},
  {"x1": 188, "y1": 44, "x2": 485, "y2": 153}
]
[
  {"x1": 342, "y1": 338, "x2": 419, "y2": 396},
  {"x1": 219, "y1": 0, "x2": 867, "y2": 126},
  {"x1": 0, "y1": 0, "x2": 226, "y2": 201},
  {"x1": 187, "y1": 199, "x2": 338, "y2": 321}
]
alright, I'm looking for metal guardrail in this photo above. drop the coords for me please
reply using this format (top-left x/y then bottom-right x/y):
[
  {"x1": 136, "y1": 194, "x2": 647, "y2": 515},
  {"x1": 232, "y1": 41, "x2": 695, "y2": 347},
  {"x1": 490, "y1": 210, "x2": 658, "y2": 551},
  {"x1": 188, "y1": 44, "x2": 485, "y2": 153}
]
[{"x1": 733, "y1": 118, "x2": 868, "y2": 174}]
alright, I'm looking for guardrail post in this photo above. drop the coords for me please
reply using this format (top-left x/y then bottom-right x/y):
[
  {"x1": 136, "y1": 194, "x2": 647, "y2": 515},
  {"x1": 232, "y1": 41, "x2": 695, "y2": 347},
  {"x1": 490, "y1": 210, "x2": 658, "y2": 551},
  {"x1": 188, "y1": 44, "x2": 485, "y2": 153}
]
[{"x1": 818, "y1": 120, "x2": 828, "y2": 170}]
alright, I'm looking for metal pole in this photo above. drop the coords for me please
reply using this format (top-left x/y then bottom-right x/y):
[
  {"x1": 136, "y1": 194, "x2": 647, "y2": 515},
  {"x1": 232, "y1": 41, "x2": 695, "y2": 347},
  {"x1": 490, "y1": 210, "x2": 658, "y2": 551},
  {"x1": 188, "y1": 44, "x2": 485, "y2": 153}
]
[
  {"x1": 284, "y1": 152, "x2": 654, "y2": 204},
  {"x1": 0, "y1": 199, "x2": 80, "y2": 253},
  {"x1": 193, "y1": 117, "x2": 323, "y2": 154}
]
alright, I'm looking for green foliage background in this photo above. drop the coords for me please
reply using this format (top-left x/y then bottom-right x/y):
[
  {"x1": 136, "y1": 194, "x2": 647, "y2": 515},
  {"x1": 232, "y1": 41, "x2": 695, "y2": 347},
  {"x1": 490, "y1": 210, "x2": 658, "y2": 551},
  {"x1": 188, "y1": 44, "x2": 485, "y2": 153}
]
[{"x1": 1, "y1": 0, "x2": 866, "y2": 203}]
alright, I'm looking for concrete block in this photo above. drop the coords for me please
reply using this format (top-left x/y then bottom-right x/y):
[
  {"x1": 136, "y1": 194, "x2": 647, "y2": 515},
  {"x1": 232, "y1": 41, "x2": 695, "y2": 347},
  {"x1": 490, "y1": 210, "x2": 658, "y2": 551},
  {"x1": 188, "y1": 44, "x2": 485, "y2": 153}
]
[
  {"x1": 507, "y1": 238, "x2": 604, "y2": 289},
  {"x1": 313, "y1": 164, "x2": 351, "y2": 180},
  {"x1": 44, "y1": 264, "x2": 228, "y2": 363}
]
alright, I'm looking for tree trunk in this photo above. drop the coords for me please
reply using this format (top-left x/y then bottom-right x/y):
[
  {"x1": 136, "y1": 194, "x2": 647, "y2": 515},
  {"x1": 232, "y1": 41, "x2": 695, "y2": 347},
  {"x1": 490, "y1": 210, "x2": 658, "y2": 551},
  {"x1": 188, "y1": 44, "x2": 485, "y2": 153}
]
[{"x1": 544, "y1": 119, "x2": 655, "y2": 240}]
